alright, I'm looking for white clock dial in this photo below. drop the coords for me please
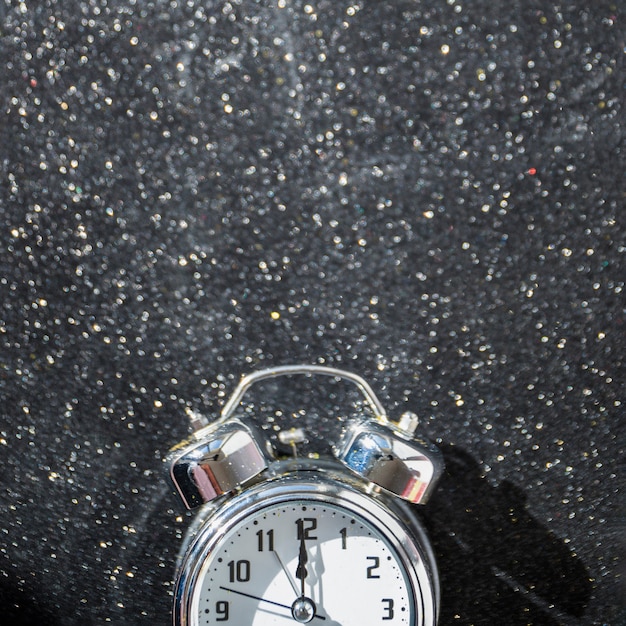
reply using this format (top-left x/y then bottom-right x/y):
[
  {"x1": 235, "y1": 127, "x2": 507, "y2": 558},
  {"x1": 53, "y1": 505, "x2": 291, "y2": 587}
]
[{"x1": 193, "y1": 500, "x2": 415, "y2": 625}]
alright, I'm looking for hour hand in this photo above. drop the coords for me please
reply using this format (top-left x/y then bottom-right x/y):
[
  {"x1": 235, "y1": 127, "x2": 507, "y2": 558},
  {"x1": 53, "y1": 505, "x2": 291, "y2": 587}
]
[{"x1": 296, "y1": 532, "x2": 308, "y2": 596}]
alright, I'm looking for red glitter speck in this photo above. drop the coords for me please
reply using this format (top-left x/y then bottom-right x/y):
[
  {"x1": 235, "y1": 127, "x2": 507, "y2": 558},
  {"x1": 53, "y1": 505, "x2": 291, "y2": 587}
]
[{"x1": 528, "y1": 167, "x2": 537, "y2": 176}]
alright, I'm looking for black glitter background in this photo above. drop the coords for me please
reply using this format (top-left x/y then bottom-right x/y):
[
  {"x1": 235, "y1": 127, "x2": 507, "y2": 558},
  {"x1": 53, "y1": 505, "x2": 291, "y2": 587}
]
[{"x1": 0, "y1": 0, "x2": 624, "y2": 624}]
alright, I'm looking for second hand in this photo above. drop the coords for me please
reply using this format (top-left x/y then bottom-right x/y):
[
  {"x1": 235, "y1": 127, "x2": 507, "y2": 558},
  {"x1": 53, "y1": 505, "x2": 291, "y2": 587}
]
[{"x1": 218, "y1": 586, "x2": 326, "y2": 621}]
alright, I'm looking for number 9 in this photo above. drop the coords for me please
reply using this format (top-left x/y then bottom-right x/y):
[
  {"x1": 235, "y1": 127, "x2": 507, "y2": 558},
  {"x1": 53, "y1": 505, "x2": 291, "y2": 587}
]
[{"x1": 216, "y1": 600, "x2": 229, "y2": 621}]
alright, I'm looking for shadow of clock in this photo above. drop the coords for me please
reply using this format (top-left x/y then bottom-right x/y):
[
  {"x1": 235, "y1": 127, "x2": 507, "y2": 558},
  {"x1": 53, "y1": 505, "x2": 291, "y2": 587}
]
[{"x1": 420, "y1": 444, "x2": 592, "y2": 626}]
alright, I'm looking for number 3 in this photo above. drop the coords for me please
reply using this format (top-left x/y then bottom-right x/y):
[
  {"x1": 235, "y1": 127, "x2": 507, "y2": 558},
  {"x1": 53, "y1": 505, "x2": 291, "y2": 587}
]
[{"x1": 382, "y1": 598, "x2": 394, "y2": 620}]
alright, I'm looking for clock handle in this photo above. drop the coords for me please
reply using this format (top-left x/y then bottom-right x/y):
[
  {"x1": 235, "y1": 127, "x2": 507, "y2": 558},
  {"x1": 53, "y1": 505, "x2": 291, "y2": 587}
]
[
  {"x1": 216, "y1": 364, "x2": 443, "y2": 504},
  {"x1": 218, "y1": 364, "x2": 389, "y2": 426}
]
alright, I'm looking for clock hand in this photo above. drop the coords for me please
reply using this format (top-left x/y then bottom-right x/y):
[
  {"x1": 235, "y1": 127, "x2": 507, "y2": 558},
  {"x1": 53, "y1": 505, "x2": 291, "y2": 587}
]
[
  {"x1": 273, "y1": 549, "x2": 300, "y2": 597},
  {"x1": 218, "y1": 586, "x2": 326, "y2": 621},
  {"x1": 296, "y1": 530, "x2": 308, "y2": 597},
  {"x1": 219, "y1": 586, "x2": 291, "y2": 611}
]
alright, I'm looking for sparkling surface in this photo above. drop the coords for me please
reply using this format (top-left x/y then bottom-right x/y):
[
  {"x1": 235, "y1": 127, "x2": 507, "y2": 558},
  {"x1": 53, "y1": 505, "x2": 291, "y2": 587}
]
[{"x1": 0, "y1": 0, "x2": 623, "y2": 624}]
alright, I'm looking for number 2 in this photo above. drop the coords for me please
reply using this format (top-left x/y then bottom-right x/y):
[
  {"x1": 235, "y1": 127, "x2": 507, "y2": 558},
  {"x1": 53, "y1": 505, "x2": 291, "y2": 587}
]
[{"x1": 366, "y1": 556, "x2": 380, "y2": 578}]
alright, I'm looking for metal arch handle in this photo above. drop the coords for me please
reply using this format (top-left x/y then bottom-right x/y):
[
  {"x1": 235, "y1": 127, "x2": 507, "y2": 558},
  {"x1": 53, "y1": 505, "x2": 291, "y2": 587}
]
[{"x1": 218, "y1": 364, "x2": 389, "y2": 425}]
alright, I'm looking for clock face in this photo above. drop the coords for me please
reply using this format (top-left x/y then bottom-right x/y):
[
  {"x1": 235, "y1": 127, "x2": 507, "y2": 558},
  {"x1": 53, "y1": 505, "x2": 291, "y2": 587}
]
[{"x1": 191, "y1": 499, "x2": 415, "y2": 625}]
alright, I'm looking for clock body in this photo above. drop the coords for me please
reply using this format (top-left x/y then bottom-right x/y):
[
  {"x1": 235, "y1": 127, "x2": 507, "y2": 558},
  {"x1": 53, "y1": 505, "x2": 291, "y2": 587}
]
[{"x1": 174, "y1": 462, "x2": 439, "y2": 626}]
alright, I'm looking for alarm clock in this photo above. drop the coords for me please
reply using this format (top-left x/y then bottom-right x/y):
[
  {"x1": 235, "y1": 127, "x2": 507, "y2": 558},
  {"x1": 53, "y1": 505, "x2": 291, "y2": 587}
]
[{"x1": 165, "y1": 365, "x2": 443, "y2": 625}]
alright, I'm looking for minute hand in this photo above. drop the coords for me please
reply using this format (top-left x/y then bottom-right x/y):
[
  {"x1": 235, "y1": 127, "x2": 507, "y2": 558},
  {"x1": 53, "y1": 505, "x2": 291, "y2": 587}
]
[{"x1": 273, "y1": 549, "x2": 300, "y2": 597}]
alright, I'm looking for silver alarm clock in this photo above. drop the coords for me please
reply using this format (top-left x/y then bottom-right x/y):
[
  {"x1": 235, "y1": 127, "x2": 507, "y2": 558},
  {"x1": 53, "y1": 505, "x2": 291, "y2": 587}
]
[{"x1": 165, "y1": 365, "x2": 443, "y2": 625}]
